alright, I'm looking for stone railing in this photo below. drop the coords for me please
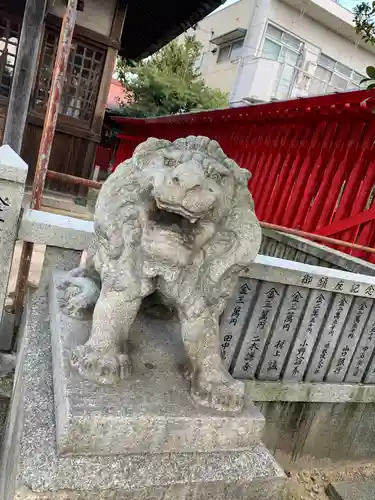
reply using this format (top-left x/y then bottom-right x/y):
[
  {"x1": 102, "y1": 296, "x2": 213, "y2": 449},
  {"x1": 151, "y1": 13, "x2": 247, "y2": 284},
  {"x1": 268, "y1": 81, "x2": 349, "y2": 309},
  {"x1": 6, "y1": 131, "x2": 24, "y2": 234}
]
[
  {"x1": 1, "y1": 145, "x2": 375, "y2": 407},
  {"x1": 261, "y1": 228, "x2": 375, "y2": 275},
  {"x1": 17, "y1": 208, "x2": 375, "y2": 404},
  {"x1": 220, "y1": 257, "x2": 375, "y2": 402}
]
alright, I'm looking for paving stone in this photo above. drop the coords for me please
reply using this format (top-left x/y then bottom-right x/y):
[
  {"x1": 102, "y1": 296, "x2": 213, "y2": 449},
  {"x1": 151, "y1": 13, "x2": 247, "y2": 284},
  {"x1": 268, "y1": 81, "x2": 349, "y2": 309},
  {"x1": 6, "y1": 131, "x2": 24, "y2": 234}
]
[{"x1": 327, "y1": 480, "x2": 375, "y2": 500}]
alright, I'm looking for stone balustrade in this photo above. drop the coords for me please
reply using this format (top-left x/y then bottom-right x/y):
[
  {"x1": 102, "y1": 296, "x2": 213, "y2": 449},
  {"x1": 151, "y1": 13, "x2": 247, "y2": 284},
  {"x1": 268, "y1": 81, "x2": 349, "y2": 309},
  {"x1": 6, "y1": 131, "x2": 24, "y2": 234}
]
[
  {"x1": 17, "y1": 208, "x2": 375, "y2": 404},
  {"x1": 261, "y1": 228, "x2": 375, "y2": 275},
  {"x1": 220, "y1": 260, "x2": 375, "y2": 392}
]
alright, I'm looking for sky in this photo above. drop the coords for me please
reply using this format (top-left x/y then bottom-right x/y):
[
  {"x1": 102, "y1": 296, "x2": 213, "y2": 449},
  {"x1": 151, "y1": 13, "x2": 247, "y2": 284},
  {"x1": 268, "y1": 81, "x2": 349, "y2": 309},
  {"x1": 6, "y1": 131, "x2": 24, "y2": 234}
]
[{"x1": 212, "y1": 0, "x2": 363, "y2": 14}]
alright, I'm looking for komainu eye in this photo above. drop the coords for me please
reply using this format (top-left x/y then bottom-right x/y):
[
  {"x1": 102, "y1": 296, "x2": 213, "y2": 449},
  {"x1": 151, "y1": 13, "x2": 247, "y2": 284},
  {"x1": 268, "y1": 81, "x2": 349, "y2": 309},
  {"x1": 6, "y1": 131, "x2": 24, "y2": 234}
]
[{"x1": 164, "y1": 158, "x2": 177, "y2": 167}]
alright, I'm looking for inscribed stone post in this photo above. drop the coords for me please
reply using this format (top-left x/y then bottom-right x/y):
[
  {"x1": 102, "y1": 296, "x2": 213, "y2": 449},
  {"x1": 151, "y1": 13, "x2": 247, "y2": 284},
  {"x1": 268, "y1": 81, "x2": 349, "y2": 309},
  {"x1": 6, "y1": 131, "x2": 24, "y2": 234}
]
[
  {"x1": 258, "y1": 285, "x2": 309, "y2": 381},
  {"x1": 232, "y1": 282, "x2": 285, "y2": 379},
  {"x1": 219, "y1": 278, "x2": 257, "y2": 369},
  {"x1": 306, "y1": 293, "x2": 352, "y2": 382},
  {"x1": 346, "y1": 303, "x2": 375, "y2": 382},
  {"x1": 326, "y1": 297, "x2": 373, "y2": 382},
  {"x1": 363, "y1": 313, "x2": 375, "y2": 382},
  {"x1": 0, "y1": 146, "x2": 27, "y2": 343},
  {"x1": 283, "y1": 289, "x2": 331, "y2": 381}
]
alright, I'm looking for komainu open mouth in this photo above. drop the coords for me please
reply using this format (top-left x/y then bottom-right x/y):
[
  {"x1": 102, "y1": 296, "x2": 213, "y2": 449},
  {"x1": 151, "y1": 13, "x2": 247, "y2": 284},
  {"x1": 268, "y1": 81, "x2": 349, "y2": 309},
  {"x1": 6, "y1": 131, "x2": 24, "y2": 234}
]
[
  {"x1": 156, "y1": 200, "x2": 201, "y2": 223},
  {"x1": 151, "y1": 201, "x2": 203, "y2": 232}
]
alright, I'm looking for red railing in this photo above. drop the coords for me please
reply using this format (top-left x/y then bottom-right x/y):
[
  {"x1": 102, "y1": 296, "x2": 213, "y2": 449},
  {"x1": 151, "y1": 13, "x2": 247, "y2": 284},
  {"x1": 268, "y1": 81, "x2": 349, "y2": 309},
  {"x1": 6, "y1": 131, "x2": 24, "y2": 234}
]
[
  {"x1": 112, "y1": 91, "x2": 375, "y2": 263},
  {"x1": 95, "y1": 146, "x2": 112, "y2": 172}
]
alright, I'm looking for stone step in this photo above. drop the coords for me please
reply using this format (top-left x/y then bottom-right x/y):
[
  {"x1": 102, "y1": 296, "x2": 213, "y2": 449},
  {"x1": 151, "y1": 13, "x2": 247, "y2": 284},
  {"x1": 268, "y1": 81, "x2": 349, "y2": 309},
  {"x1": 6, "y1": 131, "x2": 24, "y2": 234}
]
[{"x1": 326, "y1": 480, "x2": 375, "y2": 500}]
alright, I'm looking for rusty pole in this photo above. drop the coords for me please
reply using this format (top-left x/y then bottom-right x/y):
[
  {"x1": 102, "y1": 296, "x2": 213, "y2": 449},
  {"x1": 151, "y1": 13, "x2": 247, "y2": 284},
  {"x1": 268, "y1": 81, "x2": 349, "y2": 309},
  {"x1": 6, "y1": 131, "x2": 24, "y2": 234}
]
[
  {"x1": 12, "y1": 0, "x2": 78, "y2": 339},
  {"x1": 46, "y1": 169, "x2": 102, "y2": 189}
]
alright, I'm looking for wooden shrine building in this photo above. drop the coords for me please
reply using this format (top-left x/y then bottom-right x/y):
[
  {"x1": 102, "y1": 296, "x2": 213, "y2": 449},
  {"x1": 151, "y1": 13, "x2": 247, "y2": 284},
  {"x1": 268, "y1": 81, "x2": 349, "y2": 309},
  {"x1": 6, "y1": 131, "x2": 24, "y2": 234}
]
[{"x1": 0, "y1": 0, "x2": 223, "y2": 193}]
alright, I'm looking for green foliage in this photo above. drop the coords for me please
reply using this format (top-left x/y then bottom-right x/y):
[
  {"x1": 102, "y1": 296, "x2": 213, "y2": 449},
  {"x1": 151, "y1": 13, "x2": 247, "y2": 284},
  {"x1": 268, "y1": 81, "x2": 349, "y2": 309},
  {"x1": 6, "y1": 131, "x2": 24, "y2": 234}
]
[
  {"x1": 360, "y1": 65, "x2": 375, "y2": 89},
  {"x1": 354, "y1": 3, "x2": 375, "y2": 90},
  {"x1": 115, "y1": 35, "x2": 228, "y2": 117},
  {"x1": 354, "y1": 2, "x2": 375, "y2": 45}
]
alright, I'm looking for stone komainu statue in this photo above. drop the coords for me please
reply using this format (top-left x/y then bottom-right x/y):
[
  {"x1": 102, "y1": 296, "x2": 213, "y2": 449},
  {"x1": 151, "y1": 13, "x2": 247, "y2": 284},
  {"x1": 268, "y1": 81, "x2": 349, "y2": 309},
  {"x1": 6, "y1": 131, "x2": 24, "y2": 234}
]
[{"x1": 61, "y1": 136, "x2": 261, "y2": 412}]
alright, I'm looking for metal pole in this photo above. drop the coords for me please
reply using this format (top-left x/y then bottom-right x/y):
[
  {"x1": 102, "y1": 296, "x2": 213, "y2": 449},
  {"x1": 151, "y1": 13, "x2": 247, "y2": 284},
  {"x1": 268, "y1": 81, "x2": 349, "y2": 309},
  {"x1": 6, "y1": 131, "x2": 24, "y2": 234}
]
[
  {"x1": 32, "y1": 0, "x2": 78, "y2": 210},
  {"x1": 46, "y1": 169, "x2": 102, "y2": 189},
  {"x1": 12, "y1": 0, "x2": 78, "y2": 341}
]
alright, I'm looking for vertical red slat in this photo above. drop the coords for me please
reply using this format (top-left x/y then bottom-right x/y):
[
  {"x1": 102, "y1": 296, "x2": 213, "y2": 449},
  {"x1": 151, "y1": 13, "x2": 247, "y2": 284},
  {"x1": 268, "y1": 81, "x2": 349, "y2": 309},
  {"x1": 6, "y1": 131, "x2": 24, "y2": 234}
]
[
  {"x1": 330, "y1": 130, "x2": 372, "y2": 224},
  {"x1": 303, "y1": 123, "x2": 354, "y2": 233},
  {"x1": 263, "y1": 123, "x2": 301, "y2": 222},
  {"x1": 273, "y1": 124, "x2": 313, "y2": 225},
  {"x1": 256, "y1": 123, "x2": 291, "y2": 220},
  {"x1": 315, "y1": 122, "x2": 367, "y2": 231},
  {"x1": 337, "y1": 142, "x2": 375, "y2": 252},
  {"x1": 296, "y1": 122, "x2": 339, "y2": 229},
  {"x1": 284, "y1": 121, "x2": 329, "y2": 228}
]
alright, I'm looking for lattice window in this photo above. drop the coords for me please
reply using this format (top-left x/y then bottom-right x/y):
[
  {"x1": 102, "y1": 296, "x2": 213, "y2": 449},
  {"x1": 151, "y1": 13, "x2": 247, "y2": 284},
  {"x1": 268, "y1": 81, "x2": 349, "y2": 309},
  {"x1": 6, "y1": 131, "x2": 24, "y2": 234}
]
[
  {"x1": 33, "y1": 29, "x2": 105, "y2": 123},
  {"x1": 0, "y1": 11, "x2": 21, "y2": 98}
]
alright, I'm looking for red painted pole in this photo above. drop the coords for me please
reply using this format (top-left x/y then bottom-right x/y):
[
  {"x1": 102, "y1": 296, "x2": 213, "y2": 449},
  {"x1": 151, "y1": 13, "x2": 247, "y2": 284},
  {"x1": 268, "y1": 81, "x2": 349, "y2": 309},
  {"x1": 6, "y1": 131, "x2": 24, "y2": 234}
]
[
  {"x1": 46, "y1": 170, "x2": 102, "y2": 189},
  {"x1": 12, "y1": 0, "x2": 78, "y2": 340},
  {"x1": 32, "y1": 0, "x2": 78, "y2": 209}
]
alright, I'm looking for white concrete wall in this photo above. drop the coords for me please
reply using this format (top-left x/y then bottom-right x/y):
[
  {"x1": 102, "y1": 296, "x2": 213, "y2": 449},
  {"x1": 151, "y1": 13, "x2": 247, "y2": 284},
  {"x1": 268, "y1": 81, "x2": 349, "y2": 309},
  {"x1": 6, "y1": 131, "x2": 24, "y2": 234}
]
[
  {"x1": 48, "y1": 0, "x2": 117, "y2": 37},
  {"x1": 233, "y1": 57, "x2": 280, "y2": 102},
  {"x1": 184, "y1": 0, "x2": 375, "y2": 101},
  {"x1": 268, "y1": 0, "x2": 374, "y2": 77},
  {"x1": 232, "y1": 0, "x2": 375, "y2": 102},
  {"x1": 179, "y1": 0, "x2": 255, "y2": 93}
]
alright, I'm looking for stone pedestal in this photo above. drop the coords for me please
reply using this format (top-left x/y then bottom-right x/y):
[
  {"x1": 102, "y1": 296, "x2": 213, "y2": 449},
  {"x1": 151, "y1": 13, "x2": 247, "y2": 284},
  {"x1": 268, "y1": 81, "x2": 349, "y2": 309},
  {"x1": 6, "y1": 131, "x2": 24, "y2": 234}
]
[{"x1": 1, "y1": 271, "x2": 285, "y2": 499}]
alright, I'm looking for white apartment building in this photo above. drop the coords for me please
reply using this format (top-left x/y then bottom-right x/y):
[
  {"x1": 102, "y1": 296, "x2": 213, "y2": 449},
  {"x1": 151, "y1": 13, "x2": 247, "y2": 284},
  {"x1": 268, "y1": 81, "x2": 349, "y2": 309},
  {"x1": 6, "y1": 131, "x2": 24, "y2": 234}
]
[{"x1": 183, "y1": 0, "x2": 375, "y2": 104}]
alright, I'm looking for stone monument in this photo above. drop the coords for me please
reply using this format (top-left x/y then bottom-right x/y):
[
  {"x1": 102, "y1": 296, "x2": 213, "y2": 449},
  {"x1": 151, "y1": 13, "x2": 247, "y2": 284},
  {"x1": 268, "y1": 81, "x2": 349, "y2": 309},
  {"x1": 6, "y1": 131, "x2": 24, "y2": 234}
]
[{"x1": 1, "y1": 136, "x2": 285, "y2": 499}]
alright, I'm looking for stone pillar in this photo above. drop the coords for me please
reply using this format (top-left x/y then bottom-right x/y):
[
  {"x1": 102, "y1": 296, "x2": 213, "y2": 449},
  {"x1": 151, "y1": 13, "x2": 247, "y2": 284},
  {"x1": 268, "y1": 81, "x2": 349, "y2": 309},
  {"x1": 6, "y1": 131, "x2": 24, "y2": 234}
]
[{"x1": 0, "y1": 146, "x2": 28, "y2": 347}]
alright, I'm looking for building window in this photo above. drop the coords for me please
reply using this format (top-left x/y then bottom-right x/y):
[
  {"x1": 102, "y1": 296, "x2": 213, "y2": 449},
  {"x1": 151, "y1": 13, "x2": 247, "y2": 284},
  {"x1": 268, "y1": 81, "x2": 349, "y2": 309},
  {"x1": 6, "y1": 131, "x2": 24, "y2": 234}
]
[
  {"x1": 33, "y1": 29, "x2": 105, "y2": 123},
  {"x1": 310, "y1": 54, "x2": 365, "y2": 95},
  {"x1": 261, "y1": 24, "x2": 303, "y2": 100},
  {"x1": 261, "y1": 24, "x2": 302, "y2": 65},
  {"x1": 217, "y1": 38, "x2": 244, "y2": 63},
  {"x1": 0, "y1": 11, "x2": 21, "y2": 98}
]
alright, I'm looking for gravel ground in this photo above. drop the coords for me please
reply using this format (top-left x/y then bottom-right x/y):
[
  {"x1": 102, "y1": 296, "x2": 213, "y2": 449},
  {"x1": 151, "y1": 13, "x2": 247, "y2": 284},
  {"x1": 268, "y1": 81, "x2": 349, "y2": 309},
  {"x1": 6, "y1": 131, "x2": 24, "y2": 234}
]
[{"x1": 280, "y1": 462, "x2": 375, "y2": 499}]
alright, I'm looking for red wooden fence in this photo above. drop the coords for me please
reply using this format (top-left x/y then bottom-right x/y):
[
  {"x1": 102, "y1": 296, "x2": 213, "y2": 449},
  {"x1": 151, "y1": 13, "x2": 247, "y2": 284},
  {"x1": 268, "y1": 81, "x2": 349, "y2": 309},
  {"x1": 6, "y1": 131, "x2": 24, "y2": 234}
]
[
  {"x1": 112, "y1": 91, "x2": 375, "y2": 263},
  {"x1": 95, "y1": 146, "x2": 112, "y2": 172}
]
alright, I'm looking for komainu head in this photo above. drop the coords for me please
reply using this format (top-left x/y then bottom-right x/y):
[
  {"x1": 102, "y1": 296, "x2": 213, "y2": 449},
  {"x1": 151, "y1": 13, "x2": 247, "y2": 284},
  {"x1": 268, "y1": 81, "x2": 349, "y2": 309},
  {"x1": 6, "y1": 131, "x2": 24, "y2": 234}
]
[{"x1": 103, "y1": 135, "x2": 253, "y2": 231}]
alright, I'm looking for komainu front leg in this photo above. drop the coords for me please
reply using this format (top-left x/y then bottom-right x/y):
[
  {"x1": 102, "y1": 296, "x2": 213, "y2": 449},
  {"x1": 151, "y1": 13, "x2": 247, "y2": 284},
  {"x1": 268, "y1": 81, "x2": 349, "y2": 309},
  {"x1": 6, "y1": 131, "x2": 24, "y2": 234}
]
[
  {"x1": 180, "y1": 311, "x2": 244, "y2": 412},
  {"x1": 70, "y1": 289, "x2": 142, "y2": 384}
]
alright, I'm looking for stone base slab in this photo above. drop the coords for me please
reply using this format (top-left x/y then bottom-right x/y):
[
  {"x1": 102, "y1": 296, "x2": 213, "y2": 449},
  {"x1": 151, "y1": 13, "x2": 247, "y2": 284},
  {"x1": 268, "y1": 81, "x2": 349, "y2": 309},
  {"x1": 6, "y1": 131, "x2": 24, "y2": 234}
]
[
  {"x1": 50, "y1": 271, "x2": 265, "y2": 456},
  {"x1": 326, "y1": 480, "x2": 375, "y2": 500},
  {"x1": 0, "y1": 275, "x2": 285, "y2": 500}
]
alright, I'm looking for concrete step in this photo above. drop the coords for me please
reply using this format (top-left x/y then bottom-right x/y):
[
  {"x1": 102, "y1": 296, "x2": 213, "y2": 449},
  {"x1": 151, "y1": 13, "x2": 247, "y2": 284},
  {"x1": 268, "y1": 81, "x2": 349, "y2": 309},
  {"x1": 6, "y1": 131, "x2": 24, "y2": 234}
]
[{"x1": 327, "y1": 480, "x2": 375, "y2": 500}]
